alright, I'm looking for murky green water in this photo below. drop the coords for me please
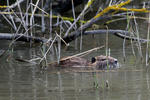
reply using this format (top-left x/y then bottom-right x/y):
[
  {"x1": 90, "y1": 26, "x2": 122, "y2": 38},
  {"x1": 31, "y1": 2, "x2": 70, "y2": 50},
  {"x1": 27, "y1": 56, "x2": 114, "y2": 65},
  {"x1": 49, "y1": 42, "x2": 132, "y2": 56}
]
[{"x1": 1, "y1": 0, "x2": 150, "y2": 100}]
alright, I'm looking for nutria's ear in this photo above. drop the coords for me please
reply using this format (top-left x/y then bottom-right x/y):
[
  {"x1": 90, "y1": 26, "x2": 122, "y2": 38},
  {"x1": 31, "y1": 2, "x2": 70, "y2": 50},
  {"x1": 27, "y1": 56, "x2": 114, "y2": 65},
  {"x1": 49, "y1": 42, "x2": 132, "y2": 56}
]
[{"x1": 91, "y1": 57, "x2": 96, "y2": 63}]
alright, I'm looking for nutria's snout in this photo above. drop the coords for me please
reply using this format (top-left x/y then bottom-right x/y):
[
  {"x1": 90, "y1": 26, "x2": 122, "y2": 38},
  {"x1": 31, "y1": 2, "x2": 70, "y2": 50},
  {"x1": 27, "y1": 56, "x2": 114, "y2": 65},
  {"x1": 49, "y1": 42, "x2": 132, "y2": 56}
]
[
  {"x1": 113, "y1": 59, "x2": 119, "y2": 68},
  {"x1": 114, "y1": 59, "x2": 118, "y2": 64}
]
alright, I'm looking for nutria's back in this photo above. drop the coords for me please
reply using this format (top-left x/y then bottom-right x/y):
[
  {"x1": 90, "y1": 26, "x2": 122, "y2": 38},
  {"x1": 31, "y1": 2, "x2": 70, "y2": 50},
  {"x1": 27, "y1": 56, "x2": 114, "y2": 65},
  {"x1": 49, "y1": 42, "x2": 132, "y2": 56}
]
[{"x1": 59, "y1": 57, "x2": 89, "y2": 67}]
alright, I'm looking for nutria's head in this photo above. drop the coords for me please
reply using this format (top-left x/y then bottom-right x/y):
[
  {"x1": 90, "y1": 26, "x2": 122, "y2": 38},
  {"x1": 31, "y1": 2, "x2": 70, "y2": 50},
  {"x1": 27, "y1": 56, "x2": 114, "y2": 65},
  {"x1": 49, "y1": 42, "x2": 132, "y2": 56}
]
[{"x1": 91, "y1": 55, "x2": 119, "y2": 70}]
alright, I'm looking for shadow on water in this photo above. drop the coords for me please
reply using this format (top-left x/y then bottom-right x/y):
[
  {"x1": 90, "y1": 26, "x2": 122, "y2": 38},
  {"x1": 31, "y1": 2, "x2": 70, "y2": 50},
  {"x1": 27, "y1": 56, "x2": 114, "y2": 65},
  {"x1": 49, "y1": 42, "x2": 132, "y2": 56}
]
[{"x1": 0, "y1": 0, "x2": 150, "y2": 100}]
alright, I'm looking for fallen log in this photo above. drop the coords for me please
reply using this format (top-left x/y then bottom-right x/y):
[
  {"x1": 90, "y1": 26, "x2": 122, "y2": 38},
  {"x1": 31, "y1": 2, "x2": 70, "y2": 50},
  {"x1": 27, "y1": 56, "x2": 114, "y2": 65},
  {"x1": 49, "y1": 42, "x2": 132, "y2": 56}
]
[
  {"x1": 0, "y1": 29, "x2": 148, "y2": 44},
  {"x1": 0, "y1": 33, "x2": 47, "y2": 43}
]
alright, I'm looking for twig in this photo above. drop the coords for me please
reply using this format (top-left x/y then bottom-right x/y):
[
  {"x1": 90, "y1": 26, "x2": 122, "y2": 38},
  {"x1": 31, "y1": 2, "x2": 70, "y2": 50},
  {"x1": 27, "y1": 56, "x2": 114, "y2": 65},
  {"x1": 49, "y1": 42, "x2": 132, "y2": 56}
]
[
  {"x1": 48, "y1": 45, "x2": 104, "y2": 65},
  {"x1": 64, "y1": 0, "x2": 95, "y2": 36},
  {"x1": 5, "y1": 0, "x2": 25, "y2": 10},
  {"x1": 60, "y1": 46, "x2": 104, "y2": 61},
  {"x1": 40, "y1": 36, "x2": 57, "y2": 63}
]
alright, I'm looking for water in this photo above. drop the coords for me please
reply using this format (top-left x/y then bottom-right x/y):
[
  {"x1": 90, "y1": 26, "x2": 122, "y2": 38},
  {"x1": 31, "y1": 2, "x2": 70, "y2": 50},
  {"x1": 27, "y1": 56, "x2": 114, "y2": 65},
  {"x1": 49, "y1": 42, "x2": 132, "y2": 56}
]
[
  {"x1": 0, "y1": 37, "x2": 150, "y2": 100},
  {"x1": 1, "y1": 0, "x2": 150, "y2": 100}
]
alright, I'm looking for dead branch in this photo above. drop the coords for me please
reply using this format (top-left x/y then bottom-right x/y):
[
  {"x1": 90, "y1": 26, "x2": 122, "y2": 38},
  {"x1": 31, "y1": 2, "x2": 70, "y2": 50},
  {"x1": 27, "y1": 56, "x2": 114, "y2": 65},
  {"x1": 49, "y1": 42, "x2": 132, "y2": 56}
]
[
  {"x1": 63, "y1": 29, "x2": 148, "y2": 43},
  {"x1": 0, "y1": 33, "x2": 47, "y2": 43},
  {"x1": 0, "y1": 29, "x2": 148, "y2": 44},
  {"x1": 85, "y1": 30, "x2": 149, "y2": 43},
  {"x1": 114, "y1": 32, "x2": 148, "y2": 43},
  {"x1": 62, "y1": 15, "x2": 112, "y2": 43}
]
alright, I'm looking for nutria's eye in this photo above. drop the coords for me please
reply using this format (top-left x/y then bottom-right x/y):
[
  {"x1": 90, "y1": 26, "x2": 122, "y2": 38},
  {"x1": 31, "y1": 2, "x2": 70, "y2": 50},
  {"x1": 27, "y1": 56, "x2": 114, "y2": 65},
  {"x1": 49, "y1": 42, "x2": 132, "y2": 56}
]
[{"x1": 91, "y1": 57, "x2": 96, "y2": 63}]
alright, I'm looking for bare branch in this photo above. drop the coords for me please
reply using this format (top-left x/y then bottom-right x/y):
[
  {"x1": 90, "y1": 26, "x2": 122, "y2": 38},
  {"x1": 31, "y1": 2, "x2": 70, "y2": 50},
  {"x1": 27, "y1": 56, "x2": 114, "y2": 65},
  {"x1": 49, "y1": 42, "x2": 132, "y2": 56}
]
[{"x1": 0, "y1": 33, "x2": 46, "y2": 43}]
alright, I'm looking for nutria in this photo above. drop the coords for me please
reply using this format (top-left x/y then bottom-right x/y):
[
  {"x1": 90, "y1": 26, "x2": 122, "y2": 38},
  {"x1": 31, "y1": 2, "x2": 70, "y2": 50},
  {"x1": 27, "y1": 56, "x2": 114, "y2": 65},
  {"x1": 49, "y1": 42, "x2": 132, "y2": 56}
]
[{"x1": 54, "y1": 55, "x2": 119, "y2": 70}]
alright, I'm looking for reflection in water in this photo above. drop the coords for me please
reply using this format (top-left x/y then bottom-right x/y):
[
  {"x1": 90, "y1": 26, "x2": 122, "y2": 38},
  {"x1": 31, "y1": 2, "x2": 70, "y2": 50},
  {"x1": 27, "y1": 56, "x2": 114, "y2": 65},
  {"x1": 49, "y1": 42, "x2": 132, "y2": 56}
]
[
  {"x1": 8, "y1": 62, "x2": 15, "y2": 100},
  {"x1": 146, "y1": 71, "x2": 150, "y2": 89}
]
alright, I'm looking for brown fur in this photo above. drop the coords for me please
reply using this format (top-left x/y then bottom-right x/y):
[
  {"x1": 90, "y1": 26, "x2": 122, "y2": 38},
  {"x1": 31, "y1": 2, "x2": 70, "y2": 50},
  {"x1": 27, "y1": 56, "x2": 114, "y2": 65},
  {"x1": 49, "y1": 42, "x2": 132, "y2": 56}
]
[
  {"x1": 54, "y1": 55, "x2": 119, "y2": 69},
  {"x1": 90, "y1": 55, "x2": 119, "y2": 69}
]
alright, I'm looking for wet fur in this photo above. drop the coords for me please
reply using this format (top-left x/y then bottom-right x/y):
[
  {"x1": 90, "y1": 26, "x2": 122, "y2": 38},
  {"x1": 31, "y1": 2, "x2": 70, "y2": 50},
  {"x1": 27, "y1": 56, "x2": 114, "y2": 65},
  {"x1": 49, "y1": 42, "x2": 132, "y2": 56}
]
[{"x1": 54, "y1": 55, "x2": 119, "y2": 69}]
